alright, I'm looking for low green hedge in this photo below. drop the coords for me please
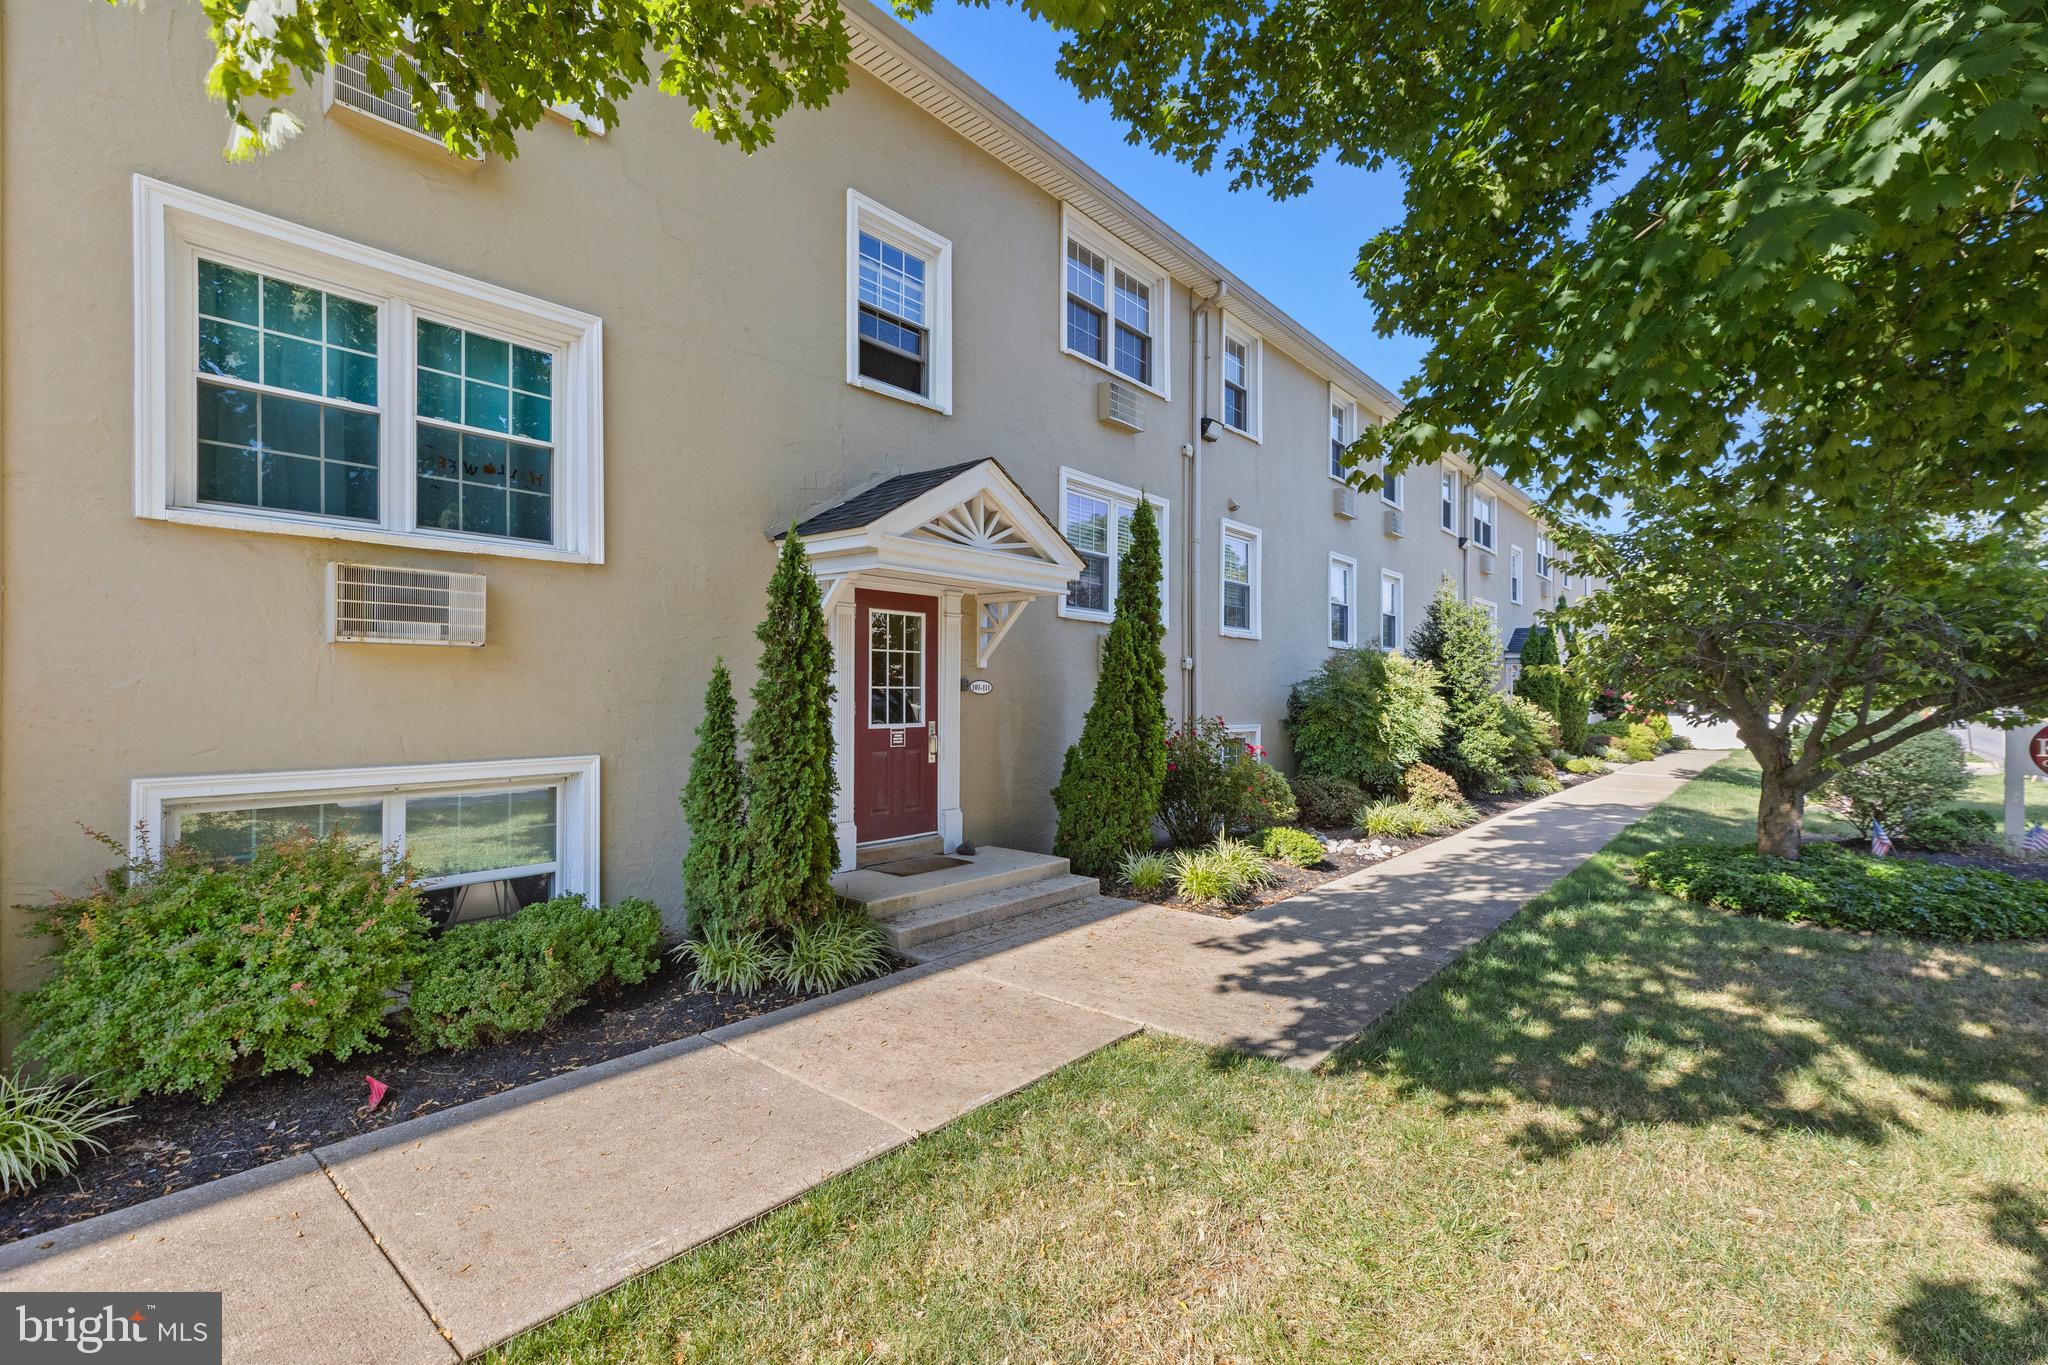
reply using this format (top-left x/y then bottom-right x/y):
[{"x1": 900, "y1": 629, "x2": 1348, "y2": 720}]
[
  {"x1": 1637, "y1": 842, "x2": 2048, "y2": 941},
  {"x1": 407, "y1": 895, "x2": 662, "y2": 1051}
]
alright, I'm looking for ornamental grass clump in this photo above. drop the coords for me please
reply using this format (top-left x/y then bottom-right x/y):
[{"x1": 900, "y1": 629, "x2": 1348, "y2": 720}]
[
  {"x1": 0, "y1": 1073, "x2": 128, "y2": 1197},
  {"x1": 675, "y1": 921, "x2": 776, "y2": 995},
  {"x1": 771, "y1": 909, "x2": 889, "y2": 994},
  {"x1": 1211, "y1": 836, "x2": 1276, "y2": 891},
  {"x1": 1117, "y1": 849, "x2": 1172, "y2": 895},
  {"x1": 1639, "y1": 843, "x2": 2048, "y2": 941},
  {"x1": 1169, "y1": 848, "x2": 1240, "y2": 906},
  {"x1": 14, "y1": 829, "x2": 430, "y2": 1104}
]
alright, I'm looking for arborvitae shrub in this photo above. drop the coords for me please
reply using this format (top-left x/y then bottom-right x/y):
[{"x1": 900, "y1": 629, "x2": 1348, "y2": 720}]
[{"x1": 681, "y1": 658, "x2": 746, "y2": 933}]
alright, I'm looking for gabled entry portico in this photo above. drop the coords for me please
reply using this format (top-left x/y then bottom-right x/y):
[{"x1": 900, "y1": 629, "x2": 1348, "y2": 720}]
[{"x1": 780, "y1": 459, "x2": 1084, "y2": 870}]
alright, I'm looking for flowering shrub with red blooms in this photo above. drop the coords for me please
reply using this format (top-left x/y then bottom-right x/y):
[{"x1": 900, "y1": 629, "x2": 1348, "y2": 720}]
[{"x1": 1160, "y1": 717, "x2": 1298, "y2": 846}]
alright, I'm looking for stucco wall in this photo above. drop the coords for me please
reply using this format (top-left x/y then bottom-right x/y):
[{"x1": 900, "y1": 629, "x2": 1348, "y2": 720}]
[{"x1": 1, "y1": 3, "x2": 1573, "y2": 1007}]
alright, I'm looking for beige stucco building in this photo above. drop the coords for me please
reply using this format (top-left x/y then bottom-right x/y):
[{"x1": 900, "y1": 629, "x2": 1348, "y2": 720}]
[{"x1": 0, "y1": 1, "x2": 1589, "y2": 996}]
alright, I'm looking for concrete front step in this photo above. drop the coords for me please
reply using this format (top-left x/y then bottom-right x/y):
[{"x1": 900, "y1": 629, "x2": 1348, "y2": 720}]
[
  {"x1": 834, "y1": 845, "x2": 1073, "y2": 921},
  {"x1": 876, "y1": 873, "x2": 1100, "y2": 951}
]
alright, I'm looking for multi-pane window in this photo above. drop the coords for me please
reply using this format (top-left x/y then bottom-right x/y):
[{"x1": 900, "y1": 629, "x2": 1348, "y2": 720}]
[
  {"x1": 415, "y1": 321, "x2": 555, "y2": 543},
  {"x1": 1440, "y1": 471, "x2": 1459, "y2": 532},
  {"x1": 1111, "y1": 269, "x2": 1153, "y2": 385},
  {"x1": 1329, "y1": 399, "x2": 1354, "y2": 479},
  {"x1": 1061, "y1": 216, "x2": 1168, "y2": 393},
  {"x1": 867, "y1": 610, "x2": 926, "y2": 726},
  {"x1": 1380, "y1": 571, "x2": 1404, "y2": 651},
  {"x1": 1382, "y1": 466, "x2": 1404, "y2": 507},
  {"x1": 195, "y1": 259, "x2": 380, "y2": 521},
  {"x1": 1221, "y1": 522, "x2": 1260, "y2": 637},
  {"x1": 140, "y1": 181, "x2": 603, "y2": 560},
  {"x1": 1510, "y1": 545, "x2": 1525, "y2": 603},
  {"x1": 1059, "y1": 473, "x2": 1167, "y2": 622},
  {"x1": 1222, "y1": 335, "x2": 1253, "y2": 433},
  {"x1": 1537, "y1": 536, "x2": 1554, "y2": 580},
  {"x1": 1473, "y1": 492, "x2": 1497, "y2": 551},
  {"x1": 1329, "y1": 554, "x2": 1357, "y2": 647},
  {"x1": 856, "y1": 231, "x2": 929, "y2": 396},
  {"x1": 166, "y1": 780, "x2": 564, "y2": 927},
  {"x1": 1065, "y1": 241, "x2": 1107, "y2": 366}
]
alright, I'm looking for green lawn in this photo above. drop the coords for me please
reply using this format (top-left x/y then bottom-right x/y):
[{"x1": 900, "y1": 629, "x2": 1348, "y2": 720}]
[{"x1": 497, "y1": 755, "x2": 2048, "y2": 1364}]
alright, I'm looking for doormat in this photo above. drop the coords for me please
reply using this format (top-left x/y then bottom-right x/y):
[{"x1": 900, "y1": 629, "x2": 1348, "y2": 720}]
[{"x1": 871, "y1": 855, "x2": 970, "y2": 877}]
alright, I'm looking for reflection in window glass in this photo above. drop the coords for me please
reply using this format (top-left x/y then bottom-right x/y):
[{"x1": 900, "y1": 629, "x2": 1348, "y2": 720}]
[
  {"x1": 177, "y1": 799, "x2": 383, "y2": 863},
  {"x1": 403, "y1": 786, "x2": 557, "y2": 879}
]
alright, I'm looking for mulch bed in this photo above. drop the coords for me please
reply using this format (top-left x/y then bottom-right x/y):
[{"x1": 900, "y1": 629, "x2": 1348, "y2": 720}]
[
  {"x1": 1, "y1": 957, "x2": 878, "y2": 1245},
  {"x1": 1111, "y1": 770, "x2": 1612, "y2": 918}
]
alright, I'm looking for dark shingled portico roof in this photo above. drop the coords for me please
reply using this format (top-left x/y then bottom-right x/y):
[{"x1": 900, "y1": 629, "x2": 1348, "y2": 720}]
[
  {"x1": 777, "y1": 458, "x2": 1066, "y2": 548},
  {"x1": 780, "y1": 459, "x2": 988, "y2": 538},
  {"x1": 1505, "y1": 625, "x2": 1532, "y2": 658}
]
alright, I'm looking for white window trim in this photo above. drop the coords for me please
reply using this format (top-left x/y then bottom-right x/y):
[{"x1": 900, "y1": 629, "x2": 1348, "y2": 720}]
[
  {"x1": 1380, "y1": 462, "x2": 1405, "y2": 508},
  {"x1": 1439, "y1": 469, "x2": 1460, "y2": 534},
  {"x1": 846, "y1": 189, "x2": 953, "y2": 415},
  {"x1": 1472, "y1": 490, "x2": 1499, "y2": 554},
  {"x1": 1058, "y1": 205, "x2": 1171, "y2": 400},
  {"x1": 1055, "y1": 467, "x2": 1170, "y2": 624},
  {"x1": 133, "y1": 176, "x2": 604, "y2": 564},
  {"x1": 1218, "y1": 319, "x2": 1262, "y2": 442},
  {"x1": 1379, "y1": 568, "x2": 1405, "y2": 653},
  {"x1": 1473, "y1": 595, "x2": 1499, "y2": 623},
  {"x1": 1219, "y1": 517, "x2": 1262, "y2": 639},
  {"x1": 1537, "y1": 535, "x2": 1554, "y2": 581},
  {"x1": 1224, "y1": 722, "x2": 1262, "y2": 751},
  {"x1": 1328, "y1": 384, "x2": 1358, "y2": 482},
  {"x1": 1510, "y1": 544, "x2": 1525, "y2": 604},
  {"x1": 1328, "y1": 551, "x2": 1358, "y2": 649},
  {"x1": 131, "y1": 754, "x2": 601, "y2": 901}
]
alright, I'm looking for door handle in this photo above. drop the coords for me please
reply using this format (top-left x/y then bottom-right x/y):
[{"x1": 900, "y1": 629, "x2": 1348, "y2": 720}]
[{"x1": 927, "y1": 720, "x2": 938, "y2": 762}]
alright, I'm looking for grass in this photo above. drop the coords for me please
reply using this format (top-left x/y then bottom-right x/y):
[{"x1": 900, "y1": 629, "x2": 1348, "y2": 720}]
[{"x1": 495, "y1": 754, "x2": 2048, "y2": 1363}]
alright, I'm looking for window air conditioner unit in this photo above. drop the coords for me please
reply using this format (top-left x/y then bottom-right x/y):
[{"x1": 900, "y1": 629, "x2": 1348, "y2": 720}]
[
  {"x1": 324, "y1": 51, "x2": 476, "y2": 159},
  {"x1": 1332, "y1": 484, "x2": 1359, "y2": 519},
  {"x1": 1096, "y1": 379, "x2": 1144, "y2": 433},
  {"x1": 1540, "y1": 577, "x2": 1552, "y2": 599},
  {"x1": 1383, "y1": 507, "x2": 1404, "y2": 539},
  {"x1": 328, "y1": 562, "x2": 486, "y2": 646}
]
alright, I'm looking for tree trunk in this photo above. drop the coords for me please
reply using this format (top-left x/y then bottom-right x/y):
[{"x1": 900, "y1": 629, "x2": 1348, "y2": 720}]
[{"x1": 1756, "y1": 762, "x2": 1806, "y2": 860}]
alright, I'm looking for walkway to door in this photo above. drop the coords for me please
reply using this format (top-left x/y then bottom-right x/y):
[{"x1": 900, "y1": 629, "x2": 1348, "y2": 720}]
[{"x1": 0, "y1": 751, "x2": 1721, "y2": 1363}]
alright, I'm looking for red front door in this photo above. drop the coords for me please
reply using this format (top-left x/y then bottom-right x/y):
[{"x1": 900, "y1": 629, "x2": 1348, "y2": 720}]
[{"x1": 854, "y1": 590, "x2": 939, "y2": 843}]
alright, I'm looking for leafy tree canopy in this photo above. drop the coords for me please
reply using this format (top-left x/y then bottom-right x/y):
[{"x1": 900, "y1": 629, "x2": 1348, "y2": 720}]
[
  {"x1": 152, "y1": 0, "x2": 2047, "y2": 520},
  {"x1": 1565, "y1": 492, "x2": 2048, "y2": 857}
]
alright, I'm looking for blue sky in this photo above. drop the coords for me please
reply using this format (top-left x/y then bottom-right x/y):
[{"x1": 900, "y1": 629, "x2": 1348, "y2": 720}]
[{"x1": 901, "y1": 2, "x2": 1428, "y2": 394}]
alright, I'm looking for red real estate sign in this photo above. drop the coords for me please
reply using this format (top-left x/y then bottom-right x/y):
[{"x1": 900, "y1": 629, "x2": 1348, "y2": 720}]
[{"x1": 2034, "y1": 724, "x2": 2048, "y2": 776}]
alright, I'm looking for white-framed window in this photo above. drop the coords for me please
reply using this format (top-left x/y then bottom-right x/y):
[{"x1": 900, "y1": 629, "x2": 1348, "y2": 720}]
[
  {"x1": 133, "y1": 177, "x2": 604, "y2": 563},
  {"x1": 1220, "y1": 519, "x2": 1262, "y2": 638},
  {"x1": 847, "y1": 190, "x2": 953, "y2": 413},
  {"x1": 133, "y1": 755, "x2": 600, "y2": 927},
  {"x1": 866, "y1": 608, "x2": 926, "y2": 726},
  {"x1": 1379, "y1": 570, "x2": 1404, "y2": 652},
  {"x1": 1056, "y1": 468, "x2": 1169, "y2": 623},
  {"x1": 1220, "y1": 323, "x2": 1260, "y2": 438},
  {"x1": 1439, "y1": 470, "x2": 1459, "y2": 533},
  {"x1": 1060, "y1": 207, "x2": 1170, "y2": 397},
  {"x1": 1329, "y1": 387, "x2": 1358, "y2": 481},
  {"x1": 1536, "y1": 536, "x2": 1554, "y2": 581},
  {"x1": 1472, "y1": 490, "x2": 1498, "y2": 552},
  {"x1": 1329, "y1": 552, "x2": 1358, "y2": 648},
  {"x1": 1510, "y1": 545, "x2": 1525, "y2": 603},
  {"x1": 1381, "y1": 463, "x2": 1405, "y2": 507},
  {"x1": 1473, "y1": 596, "x2": 1499, "y2": 624},
  {"x1": 1223, "y1": 722, "x2": 1263, "y2": 753}
]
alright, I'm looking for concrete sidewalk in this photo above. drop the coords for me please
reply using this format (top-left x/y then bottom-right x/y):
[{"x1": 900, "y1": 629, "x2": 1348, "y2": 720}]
[{"x1": 0, "y1": 750, "x2": 1719, "y2": 1362}]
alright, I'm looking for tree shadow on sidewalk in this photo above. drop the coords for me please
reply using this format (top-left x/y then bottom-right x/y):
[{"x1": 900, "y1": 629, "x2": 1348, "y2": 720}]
[
  {"x1": 1320, "y1": 762, "x2": 2048, "y2": 1161},
  {"x1": 1888, "y1": 1184, "x2": 2048, "y2": 1364}
]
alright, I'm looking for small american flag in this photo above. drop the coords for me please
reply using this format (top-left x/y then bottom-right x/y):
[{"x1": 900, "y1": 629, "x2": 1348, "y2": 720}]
[
  {"x1": 2027, "y1": 823, "x2": 2048, "y2": 854},
  {"x1": 1870, "y1": 822, "x2": 1893, "y2": 858}
]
